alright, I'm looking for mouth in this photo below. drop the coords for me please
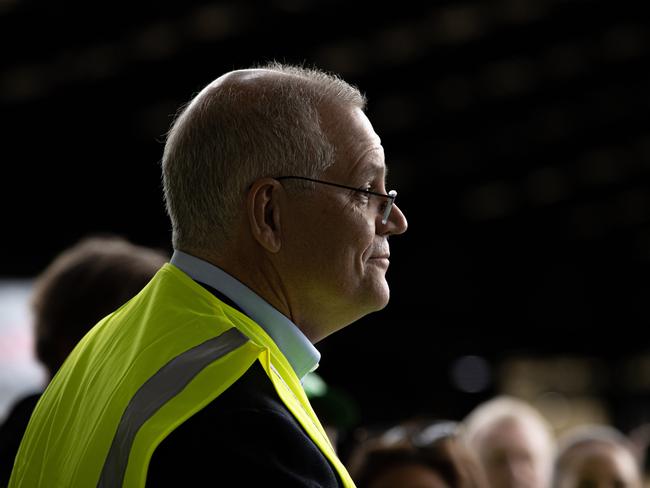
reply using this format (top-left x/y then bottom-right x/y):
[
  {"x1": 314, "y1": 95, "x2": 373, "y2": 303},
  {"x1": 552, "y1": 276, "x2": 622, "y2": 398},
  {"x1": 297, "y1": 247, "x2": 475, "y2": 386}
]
[{"x1": 368, "y1": 255, "x2": 390, "y2": 266}]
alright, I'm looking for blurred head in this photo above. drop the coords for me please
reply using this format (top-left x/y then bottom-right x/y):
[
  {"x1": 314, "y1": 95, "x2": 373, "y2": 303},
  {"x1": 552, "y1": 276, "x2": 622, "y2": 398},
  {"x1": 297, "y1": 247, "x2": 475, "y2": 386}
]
[
  {"x1": 162, "y1": 63, "x2": 407, "y2": 341},
  {"x1": 32, "y1": 236, "x2": 167, "y2": 378},
  {"x1": 462, "y1": 396, "x2": 556, "y2": 488},
  {"x1": 349, "y1": 420, "x2": 487, "y2": 488},
  {"x1": 554, "y1": 425, "x2": 642, "y2": 488},
  {"x1": 354, "y1": 450, "x2": 452, "y2": 488}
]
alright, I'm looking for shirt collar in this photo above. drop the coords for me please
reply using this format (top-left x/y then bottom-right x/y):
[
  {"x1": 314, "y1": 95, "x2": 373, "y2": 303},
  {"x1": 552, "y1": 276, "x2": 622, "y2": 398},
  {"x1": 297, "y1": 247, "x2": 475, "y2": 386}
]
[{"x1": 170, "y1": 250, "x2": 320, "y2": 379}]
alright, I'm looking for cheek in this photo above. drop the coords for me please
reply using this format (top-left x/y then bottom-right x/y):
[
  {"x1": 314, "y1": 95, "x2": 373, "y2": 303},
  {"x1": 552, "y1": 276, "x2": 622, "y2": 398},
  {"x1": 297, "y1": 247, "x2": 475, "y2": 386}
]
[
  {"x1": 296, "y1": 205, "x2": 376, "y2": 267},
  {"x1": 351, "y1": 231, "x2": 376, "y2": 268},
  {"x1": 350, "y1": 215, "x2": 377, "y2": 256}
]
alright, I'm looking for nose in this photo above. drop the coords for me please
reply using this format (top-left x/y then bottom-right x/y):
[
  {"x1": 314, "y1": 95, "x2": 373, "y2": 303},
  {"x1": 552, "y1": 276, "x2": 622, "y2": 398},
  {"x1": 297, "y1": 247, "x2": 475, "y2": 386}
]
[
  {"x1": 505, "y1": 458, "x2": 535, "y2": 488},
  {"x1": 382, "y1": 203, "x2": 407, "y2": 235}
]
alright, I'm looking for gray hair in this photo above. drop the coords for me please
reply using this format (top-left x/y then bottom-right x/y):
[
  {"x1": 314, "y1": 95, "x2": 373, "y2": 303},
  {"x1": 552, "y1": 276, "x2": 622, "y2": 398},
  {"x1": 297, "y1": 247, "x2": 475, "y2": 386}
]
[
  {"x1": 461, "y1": 396, "x2": 556, "y2": 487},
  {"x1": 162, "y1": 62, "x2": 366, "y2": 253},
  {"x1": 461, "y1": 395, "x2": 556, "y2": 465},
  {"x1": 462, "y1": 396, "x2": 555, "y2": 445},
  {"x1": 553, "y1": 424, "x2": 641, "y2": 488}
]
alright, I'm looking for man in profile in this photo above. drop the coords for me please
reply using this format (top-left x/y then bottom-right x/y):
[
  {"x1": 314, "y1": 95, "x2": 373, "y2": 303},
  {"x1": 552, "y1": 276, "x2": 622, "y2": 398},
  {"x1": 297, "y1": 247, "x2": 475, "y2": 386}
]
[{"x1": 10, "y1": 63, "x2": 407, "y2": 487}]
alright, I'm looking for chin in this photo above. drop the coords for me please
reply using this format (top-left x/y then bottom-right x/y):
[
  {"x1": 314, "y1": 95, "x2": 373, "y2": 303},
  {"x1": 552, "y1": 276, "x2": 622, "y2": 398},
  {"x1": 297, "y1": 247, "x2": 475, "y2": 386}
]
[
  {"x1": 364, "y1": 281, "x2": 391, "y2": 312},
  {"x1": 375, "y1": 291, "x2": 390, "y2": 310},
  {"x1": 332, "y1": 277, "x2": 391, "y2": 324}
]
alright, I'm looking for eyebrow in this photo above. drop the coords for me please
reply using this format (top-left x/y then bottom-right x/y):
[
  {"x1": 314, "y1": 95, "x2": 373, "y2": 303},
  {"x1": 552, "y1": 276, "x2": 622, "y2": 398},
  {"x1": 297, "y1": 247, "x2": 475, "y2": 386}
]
[{"x1": 357, "y1": 160, "x2": 389, "y2": 183}]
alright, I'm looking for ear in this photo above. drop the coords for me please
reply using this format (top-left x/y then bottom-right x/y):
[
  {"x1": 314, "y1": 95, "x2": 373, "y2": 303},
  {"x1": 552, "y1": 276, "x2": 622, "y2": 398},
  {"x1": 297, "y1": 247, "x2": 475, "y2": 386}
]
[{"x1": 247, "y1": 178, "x2": 283, "y2": 253}]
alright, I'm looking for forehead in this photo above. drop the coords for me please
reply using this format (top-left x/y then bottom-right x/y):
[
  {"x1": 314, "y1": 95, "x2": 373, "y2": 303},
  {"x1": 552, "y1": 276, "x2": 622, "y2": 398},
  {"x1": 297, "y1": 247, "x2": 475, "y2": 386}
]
[
  {"x1": 481, "y1": 418, "x2": 547, "y2": 451},
  {"x1": 332, "y1": 106, "x2": 382, "y2": 149},
  {"x1": 322, "y1": 105, "x2": 386, "y2": 179}
]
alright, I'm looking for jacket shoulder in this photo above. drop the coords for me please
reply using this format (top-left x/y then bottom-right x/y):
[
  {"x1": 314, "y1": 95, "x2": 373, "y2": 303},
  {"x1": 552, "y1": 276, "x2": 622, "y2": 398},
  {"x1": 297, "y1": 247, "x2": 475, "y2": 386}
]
[{"x1": 147, "y1": 363, "x2": 342, "y2": 487}]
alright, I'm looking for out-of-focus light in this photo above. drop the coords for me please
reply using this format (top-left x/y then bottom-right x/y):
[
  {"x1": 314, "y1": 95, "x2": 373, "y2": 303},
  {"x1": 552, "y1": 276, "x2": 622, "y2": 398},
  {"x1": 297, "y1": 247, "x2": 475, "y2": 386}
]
[
  {"x1": 436, "y1": 142, "x2": 476, "y2": 176},
  {"x1": 493, "y1": 0, "x2": 547, "y2": 24},
  {"x1": 73, "y1": 44, "x2": 122, "y2": 80},
  {"x1": 185, "y1": 4, "x2": 243, "y2": 41},
  {"x1": 315, "y1": 40, "x2": 370, "y2": 76},
  {"x1": 434, "y1": 5, "x2": 486, "y2": 44},
  {"x1": 272, "y1": 0, "x2": 318, "y2": 13},
  {"x1": 527, "y1": 105, "x2": 576, "y2": 143},
  {"x1": 569, "y1": 202, "x2": 610, "y2": 239},
  {"x1": 302, "y1": 372, "x2": 328, "y2": 397},
  {"x1": 435, "y1": 75, "x2": 473, "y2": 111},
  {"x1": 542, "y1": 42, "x2": 589, "y2": 80},
  {"x1": 132, "y1": 21, "x2": 180, "y2": 61},
  {"x1": 450, "y1": 355, "x2": 491, "y2": 393},
  {"x1": 601, "y1": 24, "x2": 647, "y2": 61},
  {"x1": 0, "y1": 280, "x2": 46, "y2": 423},
  {"x1": 534, "y1": 391, "x2": 571, "y2": 430},
  {"x1": 634, "y1": 229, "x2": 650, "y2": 262},
  {"x1": 132, "y1": 100, "x2": 180, "y2": 139},
  {"x1": 622, "y1": 355, "x2": 650, "y2": 391},
  {"x1": 462, "y1": 180, "x2": 517, "y2": 220},
  {"x1": 374, "y1": 26, "x2": 422, "y2": 64},
  {"x1": 574, "y1": 149, "x2": 622, "y2": 187},
  {"x1": 372, "y1": 95, "x2": 418, "y2": 133},
  {"x1": 0, "y1": 0, "x2": 19, "y2": 13},
  {"x1": 500, "y1": 357, "x2": 597, "y2": 396},
  {"x1": 526, "y1": 166, "x2": 570, "y2": 206},
  {"x1": 615, "y1": 189, "x2": 648, "y2": 228},
  {"x1": 636, "y1": 133, "x2": 650, "y2": 167},
  {"x1": 481, "y1": 57, "x2": 536, "y2": 99},
  {"x1": 0, "y1": 65, "x2": 45, "y2": 102}
]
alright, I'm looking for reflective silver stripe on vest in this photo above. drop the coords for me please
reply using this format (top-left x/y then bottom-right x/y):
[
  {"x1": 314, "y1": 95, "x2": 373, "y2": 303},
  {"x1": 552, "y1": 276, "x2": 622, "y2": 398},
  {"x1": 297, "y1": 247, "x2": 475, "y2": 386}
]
[{"x1": 97, "y1": 327, "x2": 249, "y2": 487}]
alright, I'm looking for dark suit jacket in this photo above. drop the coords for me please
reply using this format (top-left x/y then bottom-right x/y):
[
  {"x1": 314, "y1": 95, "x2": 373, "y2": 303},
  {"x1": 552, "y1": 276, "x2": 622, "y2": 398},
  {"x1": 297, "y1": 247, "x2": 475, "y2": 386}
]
[
  {"x1": 0, "y1": 393, "x2": 42, "y2": 488},
  {"x1": 146, "y1": 283, "x2": 344, "y2": 487}
]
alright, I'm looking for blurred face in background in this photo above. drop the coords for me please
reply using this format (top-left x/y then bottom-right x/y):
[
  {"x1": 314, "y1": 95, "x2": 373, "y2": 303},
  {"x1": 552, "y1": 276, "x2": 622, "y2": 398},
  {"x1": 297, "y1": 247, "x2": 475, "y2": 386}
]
[
  {"x1": 474, "y1": 418, "x2": 552, "y2": 488},
  {"x1": 369, "y1": 463, "x2": 449, "y2": 488},
  {"x1": 557, "y1": 443, "x2": 642, "y2": 488}
]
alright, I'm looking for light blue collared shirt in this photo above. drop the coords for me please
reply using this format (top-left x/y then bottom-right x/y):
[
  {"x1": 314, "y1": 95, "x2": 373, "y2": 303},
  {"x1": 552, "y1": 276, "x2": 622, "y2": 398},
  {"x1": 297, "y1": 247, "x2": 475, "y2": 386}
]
[{"x1": 170, "y1": 250, "x2": 320, "y2": 379}]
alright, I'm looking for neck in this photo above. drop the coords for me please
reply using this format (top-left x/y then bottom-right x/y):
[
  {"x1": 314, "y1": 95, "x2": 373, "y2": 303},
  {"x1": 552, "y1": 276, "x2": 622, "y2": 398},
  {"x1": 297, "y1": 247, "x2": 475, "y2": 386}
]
[{"x1": 194, "y1": 247, "x2": 318, "y2": 337}]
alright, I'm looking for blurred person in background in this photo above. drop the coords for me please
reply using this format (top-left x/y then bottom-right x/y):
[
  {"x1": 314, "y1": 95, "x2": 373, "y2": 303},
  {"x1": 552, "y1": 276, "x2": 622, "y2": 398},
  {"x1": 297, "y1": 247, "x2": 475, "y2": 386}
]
[
  {"x1": 9, "y1": 62, "x2": 407, "y2": 487},
  {"x1": 462, "y1": 396, "x2": 556, "y2": 488},
  {"x1": 628, "y1": 422, "x2": 650, "y2": 486},
  {"x1": 553, "y1": 424, "x2": 643, "y2": 488},
  {"x1": 0, "y1": 235, "x2": 167, "y2": 488},
  {"x1": 348, "y1": 419, "x2": 488, "y2": 488}
]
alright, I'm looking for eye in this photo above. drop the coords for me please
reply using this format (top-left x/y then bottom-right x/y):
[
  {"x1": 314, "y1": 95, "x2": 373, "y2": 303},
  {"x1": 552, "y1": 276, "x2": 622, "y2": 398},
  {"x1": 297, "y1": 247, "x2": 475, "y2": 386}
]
[
  {"x1": 356, "y1": 184, "x2": 373, "y2": 195},
  {"x1": 350, "y1": 188, "x2": 371, "y2": 207}
]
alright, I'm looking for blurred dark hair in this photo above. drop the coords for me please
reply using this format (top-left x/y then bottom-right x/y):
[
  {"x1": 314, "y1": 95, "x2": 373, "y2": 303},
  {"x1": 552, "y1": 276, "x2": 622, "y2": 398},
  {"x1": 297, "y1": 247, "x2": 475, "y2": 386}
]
[
  {"x1": 31, "y1": 235, "x2": 167, "y2": 376},
  {"x1": 348, "y1": 420, "x2": 487, "y2": 488}
]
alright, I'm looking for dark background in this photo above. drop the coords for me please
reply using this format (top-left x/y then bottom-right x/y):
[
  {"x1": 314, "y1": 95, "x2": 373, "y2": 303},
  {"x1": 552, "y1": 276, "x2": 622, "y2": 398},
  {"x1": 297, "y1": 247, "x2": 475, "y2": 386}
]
[{"x1": 2, "y1": 0, "x2": 649, "y2": 431}]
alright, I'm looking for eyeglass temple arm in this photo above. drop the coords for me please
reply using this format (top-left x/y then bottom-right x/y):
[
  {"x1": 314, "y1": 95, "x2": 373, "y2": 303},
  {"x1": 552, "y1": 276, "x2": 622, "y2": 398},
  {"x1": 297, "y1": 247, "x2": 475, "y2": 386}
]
[{"x1": 382, "y1": 190, "x2": 397, "y2": 224}]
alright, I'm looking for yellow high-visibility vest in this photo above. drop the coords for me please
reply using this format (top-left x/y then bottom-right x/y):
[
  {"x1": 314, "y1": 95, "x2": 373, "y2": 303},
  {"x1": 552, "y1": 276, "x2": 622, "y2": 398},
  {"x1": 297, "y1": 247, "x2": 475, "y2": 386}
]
[{"x1": 9, "y1": 263, "x2": 355, "y2": 487}]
